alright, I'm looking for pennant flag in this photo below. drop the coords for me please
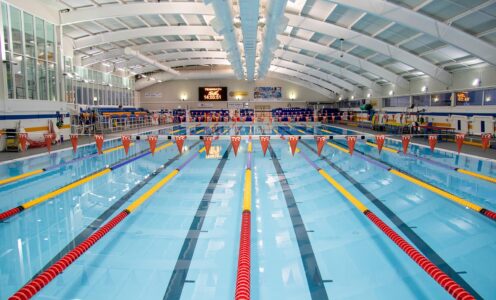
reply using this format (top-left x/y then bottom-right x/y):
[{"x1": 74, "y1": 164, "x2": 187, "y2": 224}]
[
  {"x1": 203, "y1": 136, "x2": 213, "y2": 155},
  {"x1": 346, "y1": 136, "x2": 357, "y2": 156},
  {"x1": 375, "y1": 135, "x2": 385, "y2": 154},
  {"x1": 148, "y1": 135, "x2": 158, "y2": 155},
  {"x1": 175, "y1": 135, "x2": 186, "y2": 154},
  {"x1": 315, "y1": 136, "x2": 326, "y2": 156},
  {"x1": 455, "y1": 133, "x2": 465, "y2": 153},
  {"x1": 260, "y1": 136, "x2": 270, "y2": 156},
  {"x1": 70, "y1": 134, "x2": 78, "y2": 153},
  {"x1": 19, "y1": 133, "x2": 28, "y2": 152},
  {"x1": 428, "y1": 135, "x2": 438, "y2": 152},
  {"x1": 95, "y1": 134, "x2": 104, "y2": 154},
  {"x1": 482, "y1": 133, "x2": 492, "y2": 151},
  {"x1": 44, "y1": 133, "x2": 53, "y2": 153},
  {"x1": 401, "y1": 135, "x2": 411, "y2": 154},
  {"x1": 231, "y1": 136, "x2": 241, "y2": 156},
  {"x1": 288, "y1": 136, "x2": 299, "y2": 156},
  {"x1": 121, "y1": 135, "x2": 131, "y2": 155}
]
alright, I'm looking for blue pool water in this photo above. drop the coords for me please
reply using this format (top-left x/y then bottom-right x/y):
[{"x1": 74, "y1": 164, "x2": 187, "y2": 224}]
[{"x1": 0, "y1": 124, "x2": 494, "y2": 299}]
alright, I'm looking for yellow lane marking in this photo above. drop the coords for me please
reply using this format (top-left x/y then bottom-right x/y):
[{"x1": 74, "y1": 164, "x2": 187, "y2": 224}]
[
  {"x1": 126, "y1": 146, "x2": 204, "y2": 213},
  {"x1": 102, "y1": 143, "x2": 135, "y2": 154},
  {"x1": 456, "y1": 169, "x2": 496, "y2": 184},
  {"x1": 243, "y1": 169, "x2": 252, "y2": 212},
  {"x1": 126, "y1": 169, "x2": 179, "y2": 213},
  {"x1": 22, "y1": 169, "x2": 111, "y2": 209},
  {"x1": 389, "y1": 169, "x2": 484, "y2": 213},
  {"x1": 0, "y1": 169, "x2": 45, "y2": 185},
  {"x1": 365, "y1": 142, "x2": 398, "y2": 153},
  {"x1": 327, "y1": 142, "x2": 349, "y2": 154},
  {"x1": 318, "y1": 169, "x2": 369, "y2": 213}
]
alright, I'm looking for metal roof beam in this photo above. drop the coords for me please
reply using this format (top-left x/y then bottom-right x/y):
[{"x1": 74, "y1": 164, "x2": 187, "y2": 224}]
[
  {"x1": 329, "y1": 0, "x2": 496, "y2": 68},
  {"x1": 60, "y1": 2, "x2": 214, "y2": 25},
  {"x1": 73, "y1": 26, "x2": 216, "y2": 50},
  {"x1": 287, "y1": 13, "x2": 453, "y2": 85}
]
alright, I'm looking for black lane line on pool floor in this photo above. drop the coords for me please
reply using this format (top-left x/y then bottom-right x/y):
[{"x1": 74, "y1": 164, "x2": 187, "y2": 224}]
[
  {"x1": 268, "y1": 145, "x2": 329, "y2": 300},
  {"x1": 29, "y1": 141, "x2": 201, "y2": 282},
  {"x1": 163, "y1": 144, "x2": 232, "y2": 300},
  {"x1": 299, "y1": 140, "x2": 482, "y2": 298}
]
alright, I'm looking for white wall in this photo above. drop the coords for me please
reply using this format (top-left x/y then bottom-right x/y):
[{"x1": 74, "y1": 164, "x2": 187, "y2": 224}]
[{"x1": 139, "y1": 77, "x2": 332, "y2": 111}]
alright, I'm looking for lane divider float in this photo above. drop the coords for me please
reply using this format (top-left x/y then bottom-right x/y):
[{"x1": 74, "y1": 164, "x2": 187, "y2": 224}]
[
  {"x1": 297, "y1": 150, "x2": 475, "y2": 300},
  {"x1": 9, "y1": 143, "x2": 204, "y2": 300},
  {"x1": 328, "y1": 141, "x2": 496, "y2": 221},
  {"x1": 0, "y1": 143, "x2": 135, "y2": 187},
  {"x1": 366, "y1": 141, "x2": 496, "y2": 184},
  {"x1": 235, "y1": 137, "x2": 252, "y2": 300},
  {"x1": 0, "y1": 142, "x2": 173, "y2": 222}
]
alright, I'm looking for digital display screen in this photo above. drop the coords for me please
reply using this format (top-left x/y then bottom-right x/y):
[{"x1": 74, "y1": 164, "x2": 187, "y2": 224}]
[
  {"x1": 456, "y1": 92, "x2": 470, "y2": 102},
  {"x1": 199, "y1": 87, "x2": 228, "y2": 101}
]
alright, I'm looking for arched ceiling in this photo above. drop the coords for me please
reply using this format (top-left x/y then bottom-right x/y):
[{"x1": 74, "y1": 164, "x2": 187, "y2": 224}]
[{"x1": 56, "y1": 0, "x2": 496, "y2": 95}]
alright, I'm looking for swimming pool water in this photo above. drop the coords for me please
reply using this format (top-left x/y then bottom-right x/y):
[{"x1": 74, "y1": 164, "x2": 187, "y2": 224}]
[{"x1": 0, "y1": 124, "x2": 494, "y2": 299}]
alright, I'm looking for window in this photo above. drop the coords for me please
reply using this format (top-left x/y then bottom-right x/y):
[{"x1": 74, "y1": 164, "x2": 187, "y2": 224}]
[
  {"x1": 25, "y1": 57, "x2": 36, "y2": 99},
  {"x1": 23, "y1": 13, "x2": 35, "y2": 57},
  {"x1": 35, "y1": 17, "x2": 45, "y2": 60},
  {"x1": 412, "y1": 94, "x2": 429, "y2": 106},
  {"x1": 1, "y1": 3, "x2": 58, "y2": 100},
  {"x1": 383, "y1": 96, "x2": 410, "y2": 107},
  {"x1": 484, "y1": 89, "x2": 496, "y2": 106},
  {"x1": 430, "y1": 93, "x2": 451, "y2": 106},
  {"x1": 38, "y1": 61, "x2": 47, "y2": 99}
]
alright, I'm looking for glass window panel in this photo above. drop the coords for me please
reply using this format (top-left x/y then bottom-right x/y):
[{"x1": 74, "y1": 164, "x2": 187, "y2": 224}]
[
  {"x1": 431, "y1": 93, "x2": 451, "y2": 106},
  {"x1": 2, "y1": 3, "x2": 10, "y2": 52},
  {"x1": 5, "y1": 56, "x2": 14, "y2": 98},
  {"x1": 10, "y1": 6, "x2": 22, "y2": 54},
  {"x1": 46, "y1": 23, "x2": 55, "y2": 62},
  {"x1": 76, "y1": 85, "x2": 82, "y2": 104},
  {"x1": 35, "y1": 17, "x2": 45, "y2": 60},
  {"x1": 25, "y1": 57, "x2": 36, "y2": 99},
  {"x1": 23, "y1": 12, "x2": 35, "y2": 57},
  {"x1": 48, "y1": 63, "x2": 56, "y2": 100},
  {"x1": 412, "y1": 94, "x2": 429, "y2": 106},
  {"x1": 483, "y1": 89, "x2": 496, "y2": 105},
  {"x1": 13, "y1": 55, "x2": 25, "y2": 98},
  {"x1": 38, "y1": 61, "x2": 47, "y2": 99}
]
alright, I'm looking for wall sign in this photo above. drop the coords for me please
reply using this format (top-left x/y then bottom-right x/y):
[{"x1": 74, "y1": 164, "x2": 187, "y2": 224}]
[
  {"x1": 199, "y1": 87, "x2": 228, "y2": 101},
  {"x1": 144, "y1": 92, "x2": 162, "y2": 98}
]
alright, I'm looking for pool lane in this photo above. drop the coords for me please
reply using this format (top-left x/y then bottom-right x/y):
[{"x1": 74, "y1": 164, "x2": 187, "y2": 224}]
[
  {"x1": 329, "y1": 139, "x2": 496, "y2": 219},
  {"x1": 273, "y1": 140, "x2": 454, "y2": 299},
  {"x1": 20, "y1": 142, "x2": 233, "y2": 299},
  {"x1": 308, "y1": 139, "x2": 496, "y2": 298},
  {"x1": 0, "y1": 141, "x2": 185, "y2": 299},
  {"x1": 29, "y1": 146, "x2": 188, "y2": 284},
  {"x1": 163, "y1": 144, "x2": 232, "y2": 299},
  {"x1": 298, "y1": 139, "x2": 481, "y2": 298},
  {"x1": 268, "y1": 144, "x2": 329, "y2": 299},
  {"x1": 0, "y1": 142, "x2": 175, "y2": 221}
]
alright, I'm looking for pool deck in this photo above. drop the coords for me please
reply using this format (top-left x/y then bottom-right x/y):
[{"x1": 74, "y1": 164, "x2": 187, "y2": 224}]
[{"x1": 329, "y1": 123, "x2": 496, "y2": 160}]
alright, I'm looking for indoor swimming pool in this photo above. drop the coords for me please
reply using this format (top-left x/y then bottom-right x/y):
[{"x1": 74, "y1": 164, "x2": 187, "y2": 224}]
[{"x1": 0, "y1": 124, "x2": 495, "y2": 300}]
